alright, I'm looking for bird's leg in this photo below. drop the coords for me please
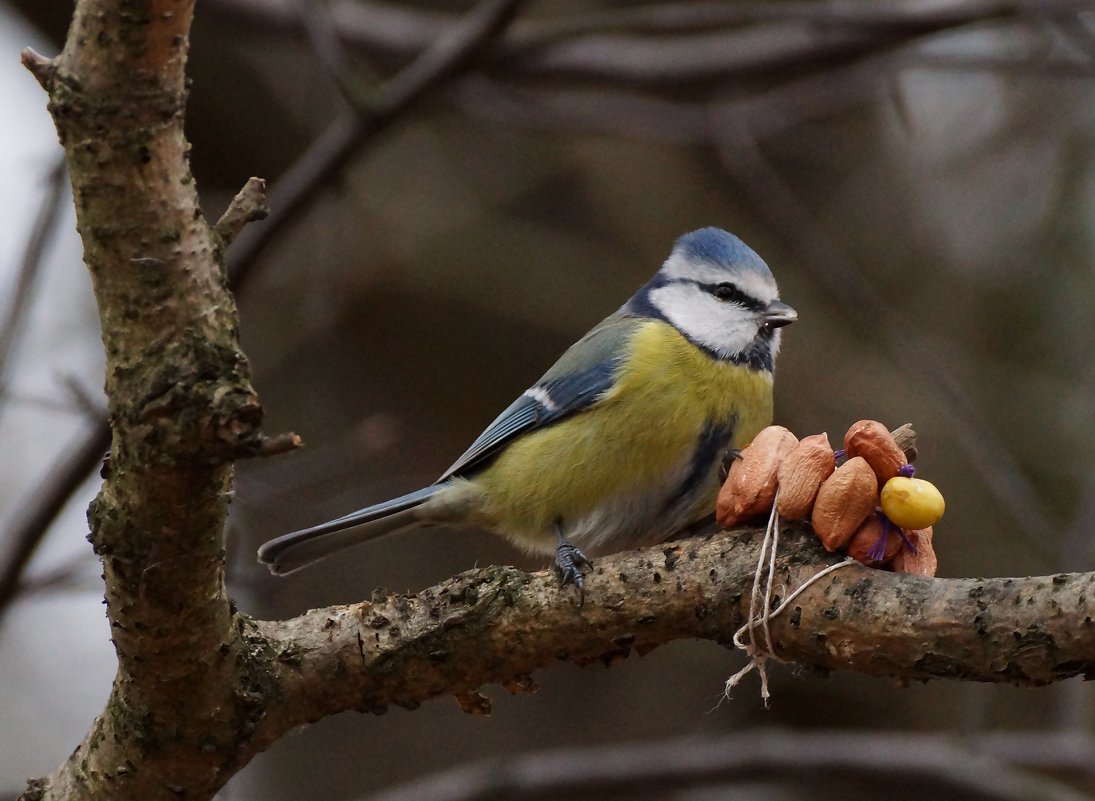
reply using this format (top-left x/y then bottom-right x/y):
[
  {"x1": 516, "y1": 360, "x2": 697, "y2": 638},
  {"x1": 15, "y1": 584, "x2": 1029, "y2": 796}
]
[
  {"x1": 718, "y1": 447, "x2": 743, "y2": 483},
  {"x1": 554, "y1": 520, "x2": 593, "y2": 604}
]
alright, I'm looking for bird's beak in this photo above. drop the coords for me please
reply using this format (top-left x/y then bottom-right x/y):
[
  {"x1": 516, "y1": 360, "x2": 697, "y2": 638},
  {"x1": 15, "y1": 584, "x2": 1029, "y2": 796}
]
[{"x1": 763, "y1": 300, "x2": 797, "y2": 328}]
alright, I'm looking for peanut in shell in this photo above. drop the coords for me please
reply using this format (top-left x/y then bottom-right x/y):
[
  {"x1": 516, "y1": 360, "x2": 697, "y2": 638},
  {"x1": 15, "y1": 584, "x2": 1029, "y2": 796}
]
[
  {"x1": 775, "y1": 433, "x2": 835, "y2": 519},
  {"x1": 844, "y1": 419, "x2": 907, "y2": 484},
  {"x1": 810, "y1": 456, "x2": 878, "y2": 552},
  {"x1": 846, "y1": 515, "x2": 902, "y2": 565},
  {"x1": 892, "y1": 527, "x2": 937, "y2": 577},
  {"x1": 716, "y1": 425, "x2": 798, "y2": 528}
]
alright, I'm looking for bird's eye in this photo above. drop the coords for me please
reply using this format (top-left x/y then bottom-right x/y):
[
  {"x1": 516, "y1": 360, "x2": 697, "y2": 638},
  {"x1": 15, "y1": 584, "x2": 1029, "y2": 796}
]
[{"x1": 714, "y1": 283, "x2": 738, "y2": 301}]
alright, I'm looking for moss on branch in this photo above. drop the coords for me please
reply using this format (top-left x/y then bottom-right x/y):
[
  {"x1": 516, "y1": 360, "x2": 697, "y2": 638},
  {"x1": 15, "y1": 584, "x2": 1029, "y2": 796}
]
[{"x1": 19, "y1": 2, "x2": 1095, "y2": 801}]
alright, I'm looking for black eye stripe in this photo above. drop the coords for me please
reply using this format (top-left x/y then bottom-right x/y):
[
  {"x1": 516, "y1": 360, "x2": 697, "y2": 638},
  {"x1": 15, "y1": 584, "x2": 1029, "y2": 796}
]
[{"x1": 703, "y1": 282, "x2": 765, "y2": 312}]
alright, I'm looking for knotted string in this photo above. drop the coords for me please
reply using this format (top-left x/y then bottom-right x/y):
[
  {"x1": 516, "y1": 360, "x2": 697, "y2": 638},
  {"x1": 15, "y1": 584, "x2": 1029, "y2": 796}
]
[{"x1": 724, "y1": 492, "x2": 856, "y2": 706}]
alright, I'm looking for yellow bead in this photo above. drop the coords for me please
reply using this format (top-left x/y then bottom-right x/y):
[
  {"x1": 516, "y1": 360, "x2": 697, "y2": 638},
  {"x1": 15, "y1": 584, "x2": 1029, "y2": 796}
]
[{"x1": 880, "y1": 476, "x2": 945, "y2": 529}]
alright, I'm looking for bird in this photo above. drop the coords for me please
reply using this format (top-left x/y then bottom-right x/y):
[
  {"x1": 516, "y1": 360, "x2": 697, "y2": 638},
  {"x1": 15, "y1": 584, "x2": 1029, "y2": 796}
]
[{"x1": 258, "y1": 227, "x2": 797, "y2": 595}]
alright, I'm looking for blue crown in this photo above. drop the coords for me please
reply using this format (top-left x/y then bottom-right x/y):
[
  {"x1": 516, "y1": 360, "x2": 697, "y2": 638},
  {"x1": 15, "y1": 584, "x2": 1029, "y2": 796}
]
[{"x1": 674, "y1": 228, "x2": 772, "y2": 278}]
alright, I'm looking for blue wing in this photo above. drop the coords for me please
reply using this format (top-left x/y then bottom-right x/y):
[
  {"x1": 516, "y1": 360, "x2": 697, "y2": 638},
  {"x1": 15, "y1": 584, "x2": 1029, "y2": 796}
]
[{"x1": 437, "y1": 313, "x2": 643, "y2": 482}]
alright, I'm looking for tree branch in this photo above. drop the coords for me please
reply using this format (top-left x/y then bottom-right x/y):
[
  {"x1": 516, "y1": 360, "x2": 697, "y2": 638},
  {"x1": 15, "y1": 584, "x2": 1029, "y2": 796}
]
[
  {"x1": 212, "y1": 176, "x2": 268, "y2": 248},
  {"x1": 228, "y1": 525, "x2": 1095, "y2": 768},
  {"x1": 0, "y1": 423, "x2": 109, "y2": 623},
  {"x1": 225, "y1": 0, "x2": 525, "y2": 293},
  {"x1": 18, "y1": 1, "x2": 1095, "y2": 799},
  {"x1": 0, "y1": 0, "x2": 522, "y2": 625},
  {"x1": 203, "y1": 0, "x2": 1095, "y2": 86},
  {"x1": 16, "y1": 0, "x2": 517, "y2": 798},
  {"x1": 21, "y1": 0, "x2": 271, "y2": 796},
  {"x1": 0, "y1": 159, "x2": 79, "y2": 622},
  {"x1": 0, "y1": 158, "x2": 67, "y2": 389},
  {"x1": 364, "y1": 730, "x2": 1095, "y2": 801}
]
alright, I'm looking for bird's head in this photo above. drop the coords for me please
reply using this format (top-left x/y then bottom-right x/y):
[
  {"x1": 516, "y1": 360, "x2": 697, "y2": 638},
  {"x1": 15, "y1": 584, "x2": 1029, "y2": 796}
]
[{"x1": 631, "y1": 227, "x2": 796, "y2": 370}]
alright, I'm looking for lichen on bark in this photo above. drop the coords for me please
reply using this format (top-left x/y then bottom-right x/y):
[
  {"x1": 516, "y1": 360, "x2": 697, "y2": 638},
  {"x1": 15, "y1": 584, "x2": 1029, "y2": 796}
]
[{"x1": 18, "y1": 2, "x2": 1095, "y2": 801}]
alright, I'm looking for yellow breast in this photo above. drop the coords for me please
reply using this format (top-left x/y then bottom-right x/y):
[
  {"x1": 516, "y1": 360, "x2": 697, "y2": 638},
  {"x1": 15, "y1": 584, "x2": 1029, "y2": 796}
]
[{"x1": 462, "y1": 320, "x2": 774, "y2": 548}]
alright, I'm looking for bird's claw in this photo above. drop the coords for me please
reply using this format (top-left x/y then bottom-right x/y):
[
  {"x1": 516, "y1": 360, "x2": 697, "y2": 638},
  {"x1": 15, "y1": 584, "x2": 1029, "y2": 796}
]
[
  {"x1": 718, "y1": 448, "x2": 743, "y2": 483},
  {"x1": 555, "y1": 540, "x2": 593, "y2": 605}
]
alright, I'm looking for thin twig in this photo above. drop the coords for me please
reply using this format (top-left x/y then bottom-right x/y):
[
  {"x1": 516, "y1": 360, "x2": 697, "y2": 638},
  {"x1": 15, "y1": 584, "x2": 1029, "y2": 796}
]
[
  {"x1": 0, "y1": 159, "x2": 67, "y2": 401},
  {"x1": 255, "y1": 432, "x2": 304, "y2": 456},
  {"x1": 59, "y1": 373, "x2": 107, "y2": 422},
  {"x1": 212, "y1": 177, "x2": 268, "y2": 248},
  {"x1": 363, "y1": 730, "x2": 1094, "y2": 801},
  {"x1": 450, "y1": 50, "x2": 892, "y2": 145},
  {"x1": 11, "y1": 551, "x2": 96, "y2": 598},
  {"x1": 911, "y1": 51, "x2": 1095, "y2": 74},
  {"x1": 0, "y1": 422, "x2": 110, "y2": 624},
  {"x1": 295, "y1": 0, "x2": 371, "y2": 106},
  {"x1": 202, "y1": 0, "x2": 1095, "y2": 85},
  {"x1": 226, "y1": 0, "x2": 525, "y2": 292},
  {"x1": 0, "y1": 0, "x2": 524, "y2": 623},
  {"x1": 0, "y1": 384, "x2": 99, "y2": 417},
  {"x1": 715, "y1": 131, "x2": 1055, "y2": 551},
  {"x1": 0, "y1": 160, "x2": 98, "y2": 624}
]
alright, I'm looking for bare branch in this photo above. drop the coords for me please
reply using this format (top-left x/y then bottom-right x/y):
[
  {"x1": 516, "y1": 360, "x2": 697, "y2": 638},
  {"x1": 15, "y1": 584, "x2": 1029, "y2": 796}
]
[
  {"x1": 23, "y1": 0, "x2": 264, "y2": 797},
  {"x1": 295, "y1": 0, "x2": 373, "y2": 107},
  {"x1": 0, "y1": 159, "x2": 67, "y2": 392},
  {"x1": 212, "y1": 177, "x2": 268, "y2": 248},
  {"x1": 19, "y1": 47, "x2": 53, "y2": 89},
  {"x1": 203, "y1": 0, "x2": 1095, "y2": 86},
  {"x1": 226, "y1": 0, "x2": 526, "y2": 292},
  {"x1": 238, "y1": 526, "x2": 1095, "y2": 766},
  {"x1": 0, "y1": 423, "x2": 109, "y2": 624},
  {"x1": 363, "y1": 730, "x2": 1095, "y2": 801},
  {"x1": 0, "y1": 160, "x2": 78, "y2": 615},
  {"x1": 448, "y1": 55, "x2": 890, "y2": 144},
  {"x1": 254, "y1": 431, "x2": 304, "y2": 457},
  {"x1": 714, "y1": 132, "x2": 1055, "y2": 551},
  {"x1": 0, "y1": 0, "x2": 524, "y2": 648},
  {"x1": 8, "y1": 551, "x2": 96, "y2": 599},
  {"x1": 14, "y1": 1, "x2": 523, "y2": 797},
  {"x1": 58, "y1": 373, "x2": 107, "y2": 422}
]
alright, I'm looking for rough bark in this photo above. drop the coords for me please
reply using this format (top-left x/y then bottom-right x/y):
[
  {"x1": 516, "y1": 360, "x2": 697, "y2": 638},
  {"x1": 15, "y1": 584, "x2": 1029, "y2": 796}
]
[
  {"x1": 18, "y1": 1, "x2": 1095, "y2": 801},
  {"x1": 21, "y1": 2, "x2": 280, "y2": 799},
  {"x1": 246, "y1": 525, "x2": 1095, "y2": 748}
]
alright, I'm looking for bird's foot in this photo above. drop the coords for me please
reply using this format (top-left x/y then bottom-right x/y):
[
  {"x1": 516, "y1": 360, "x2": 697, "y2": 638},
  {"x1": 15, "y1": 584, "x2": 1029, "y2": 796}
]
[
  {"x1": 555, "y1": 536, "x2": 593, "y2": 605},
  {"x1": 718, "y1": 447, "x2": 743, "y2": 483}
]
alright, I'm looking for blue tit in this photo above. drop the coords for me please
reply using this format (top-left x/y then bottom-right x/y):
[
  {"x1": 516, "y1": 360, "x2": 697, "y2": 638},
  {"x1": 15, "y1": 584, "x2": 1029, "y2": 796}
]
[{"x1": 258, "y1": 227, "x2": 796, "y2": 592}]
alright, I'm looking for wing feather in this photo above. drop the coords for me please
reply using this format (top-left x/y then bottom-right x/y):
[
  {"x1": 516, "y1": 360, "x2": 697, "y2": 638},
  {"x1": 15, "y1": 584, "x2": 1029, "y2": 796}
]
[{"x1": 437, "y1": 313, "x2": 642, "y2": 481}]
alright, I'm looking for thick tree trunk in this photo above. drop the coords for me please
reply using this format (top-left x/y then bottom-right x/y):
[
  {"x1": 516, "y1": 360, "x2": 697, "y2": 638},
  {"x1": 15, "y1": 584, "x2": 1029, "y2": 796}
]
[
  {"x1": 21, "y1": 2, "x2": 274, "y2": 798},
  {"x1": 18, "y1": 2, "x2": 1095, "y2": 801}
]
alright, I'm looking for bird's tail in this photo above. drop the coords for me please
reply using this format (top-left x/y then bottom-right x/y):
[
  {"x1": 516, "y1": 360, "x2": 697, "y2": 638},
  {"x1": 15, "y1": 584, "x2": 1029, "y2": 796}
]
[{"x1": 258, "y1": 485, "x2": 441, "y2": 575}]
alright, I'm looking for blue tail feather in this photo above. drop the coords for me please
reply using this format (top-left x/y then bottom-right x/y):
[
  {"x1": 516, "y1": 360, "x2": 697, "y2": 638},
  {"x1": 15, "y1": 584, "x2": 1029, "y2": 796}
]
[{"x1": 258, "y1": 485, "x2": 440, "y2": 575}]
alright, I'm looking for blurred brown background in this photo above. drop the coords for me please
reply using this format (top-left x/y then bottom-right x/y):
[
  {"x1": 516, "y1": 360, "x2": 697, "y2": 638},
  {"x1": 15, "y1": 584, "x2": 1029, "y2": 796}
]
[{"x1": 3, "y1": 1, "x2": 1095, "y2": 799}]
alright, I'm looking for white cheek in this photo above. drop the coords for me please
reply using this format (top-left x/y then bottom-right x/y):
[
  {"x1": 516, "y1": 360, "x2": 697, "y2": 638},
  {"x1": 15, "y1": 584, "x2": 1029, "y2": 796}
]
[{"x1": 649, "y1": 284, "x2": 758, "y2": 357}]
